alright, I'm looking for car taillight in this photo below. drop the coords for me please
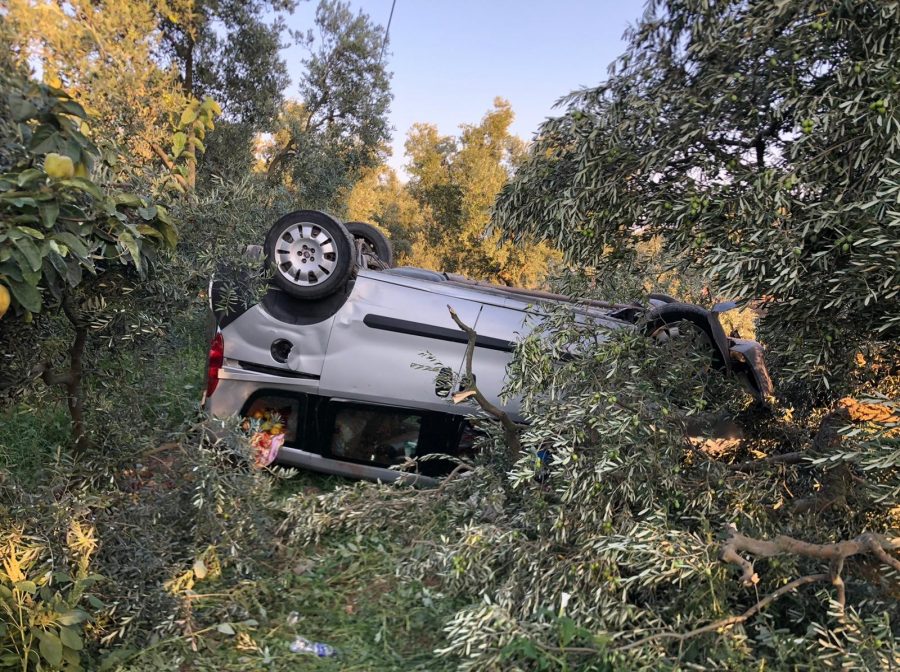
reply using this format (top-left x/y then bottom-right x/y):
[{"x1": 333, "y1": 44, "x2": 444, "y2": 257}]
[{"x1": 206, "y1": 331, "x2": 224, "y2": 397}]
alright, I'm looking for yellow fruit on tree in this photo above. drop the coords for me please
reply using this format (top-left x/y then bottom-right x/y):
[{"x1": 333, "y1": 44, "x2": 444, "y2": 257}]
[
  {"x1": 0, "y1": 284, "x2": 9, "y2": 319},
  {"x1": 45, "y1": 153, "x2": 75, "y2": 179}
]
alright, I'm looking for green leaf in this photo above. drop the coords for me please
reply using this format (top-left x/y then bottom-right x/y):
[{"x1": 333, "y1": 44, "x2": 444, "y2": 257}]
[
  {"x1": 59, "y1": 625, "x2": 83, "y2": 651},
  {"x1": 193, "y1": 137, "x2": 206, "y2": 154},
  {"x1": 57, "y1": 610, "x2": 89, "y2": 626},
  {"x1": 38, "y1": 630, "x2": 63, "y2": 667},
  {"x1": 118, "y1": 231, "x2": 143, "y2": 273},
  {"x1": 5, "y1": 196, "x2": 38, "y2": 208},
  {"x1": 40, "y1": 201, "x2": 59, "y2": 228},
  {"x1": 47, "y1": 250, "x2": 68, "y2": 278},
  {"x1": 65, "y1": 258, "x2": 83, "y2": 286},
  {"x1": 136, "y1": 204, "x2": 157, "y2": 220},
  {"x1": 155, "y1": 204, "x2": 173, "y2": 225},
  {"x1": 136, "y1": 225, "x2": 163, "y2": 240},
  {"x1": 7, "y1": 93, "x2": 37, "y2": 121},
  {"x1": 57, "y1": 99, "x2": 87, "y2": 118},
  {"x1": 30, "y1": 127, "x2": 62, "y2": 154},
  {"x1": 172, "y1": 132, "x2": 187, "y2": 158},
  {"x1": 17, "y1": 226, "x2": 45, "y2": 239},
  {"x1": 157, "y1": 219, "x2": 178, "y2": 248},
  {"x1": 113, "y1": 193, "x2": 144, "y2": 208},
  {"x1": 17, "y1": 168, "x2": 45, "y2": 186},
  {"x1": 12, "y1": 236, "x2": 43, "y2": 272},
  {"x1": 216, "y1": 622, "x2": 235, "y2": 635},
  {"x1": 60, "y1": 177, "x2": 102, "y2": 199},
  {"x1": 0, "y1": 260, "x2": 23, "y2": 282},
  {"x1": 52, "y1": 232, "x2": 90, "y2": 260},
  {"x1": 7, "y1": 276, "x2": 42, "y2": 312},
  {"x1": 180, "y1": 106, "x2": 199, "y2": 127},
  {"x1": 14, "y1": 580, "x2": 37, "y2": 594}
]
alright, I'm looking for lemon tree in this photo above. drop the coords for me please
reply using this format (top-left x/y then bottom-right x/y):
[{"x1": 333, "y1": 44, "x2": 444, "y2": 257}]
[
  {"x1": 0, "y1": 67, "x2": 176, "y2": 449},
  {"x1": 0, "y1": 73, "x2": 176, "y2": 318}
]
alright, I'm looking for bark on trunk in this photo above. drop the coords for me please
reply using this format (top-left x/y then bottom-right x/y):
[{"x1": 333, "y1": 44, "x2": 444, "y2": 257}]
[{"x1": 61, "y1": 296, "x2": 90, "y2": 452}]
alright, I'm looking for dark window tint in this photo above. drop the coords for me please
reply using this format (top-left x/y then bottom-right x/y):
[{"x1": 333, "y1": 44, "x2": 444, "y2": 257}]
[{"x1": 330, "y1": 407, "x2": 422, "y2": 466}]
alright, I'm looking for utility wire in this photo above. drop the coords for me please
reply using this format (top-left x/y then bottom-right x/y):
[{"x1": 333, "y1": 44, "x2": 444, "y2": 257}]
[{"x1": 380, "y1": 0, "x2": 396, "y2": 61}]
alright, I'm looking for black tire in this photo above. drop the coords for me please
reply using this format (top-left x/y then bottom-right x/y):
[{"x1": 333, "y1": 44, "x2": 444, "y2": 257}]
[
  {"x1": 345, "y1": 221, "x2": 394, "y2": 267},
  {"x1": 265, "y1": 210, "x2": 355, "y2": 300}
]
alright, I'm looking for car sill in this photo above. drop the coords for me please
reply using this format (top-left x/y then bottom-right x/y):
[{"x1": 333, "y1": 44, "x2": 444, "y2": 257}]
[{"x1": 276, "y1": 446, "x2": 438, "y2": 488}]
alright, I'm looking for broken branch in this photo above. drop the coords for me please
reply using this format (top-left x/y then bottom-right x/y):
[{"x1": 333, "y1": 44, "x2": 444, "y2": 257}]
[
  {"x1": 721, "y1": 524, "x2": 900, "y2": 587},
  {"x1": 447, "y1": 305, "x2": 522, "y2": 455},
  {"x1": 615, "y1": 573, "x2": 829, "y2": 653},
  {"x1": 151, "y1": 143, "x2": 190, "y2": 190}
]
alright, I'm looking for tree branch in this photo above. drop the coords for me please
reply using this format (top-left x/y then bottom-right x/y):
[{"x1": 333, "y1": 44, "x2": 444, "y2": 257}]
[
  {"x1": 728, "y1": 451, "x2": 804, "y2": 472},
  {"x1": 615, "y1": 573, "x2": 829, "y2": 653},
  {"x1": 721, "y1": 524, "x2": 900, "y2": 587},
  {"x1": 447, "y1": 305, "x2": 522, "y2": 455},
  {"x1": 150, "y1": 143, "x2": 190, "y2": 190}
]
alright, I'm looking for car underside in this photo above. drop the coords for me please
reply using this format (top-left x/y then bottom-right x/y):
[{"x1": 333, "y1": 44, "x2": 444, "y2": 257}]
[{"x1": 203, "y1": 210, "x2": 773, "y2": 485}]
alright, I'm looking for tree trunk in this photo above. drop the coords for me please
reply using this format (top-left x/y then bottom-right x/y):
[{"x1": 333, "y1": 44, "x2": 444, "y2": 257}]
[
  {"x1": 61, "y1": 296, "x2": 90, "y2": 452},
  {"x1": 185, "y1": 124, "x2": 197, "y2": 189},
  {"x1": 183, "y1": 33, "x2": 194, "y2": 96}
]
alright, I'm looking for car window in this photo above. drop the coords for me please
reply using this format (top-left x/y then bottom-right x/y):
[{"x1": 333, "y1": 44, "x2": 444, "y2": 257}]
[
  {"x1": 330, "y1": 406, "x2": 422, "y2": 465},
  {"x1": 243, "y1": 394, "x2": 301, "y2": 443}
]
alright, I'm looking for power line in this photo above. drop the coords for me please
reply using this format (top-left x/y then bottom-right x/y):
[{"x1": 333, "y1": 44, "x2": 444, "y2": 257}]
[{"x1": 380, "y1": 0, "x2": 396, "y2": 62}]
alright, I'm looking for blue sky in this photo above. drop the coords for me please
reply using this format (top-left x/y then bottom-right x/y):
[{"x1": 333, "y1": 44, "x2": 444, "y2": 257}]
[{"x1": 277, "y1": 1, "x2": 647, "y2": 174}]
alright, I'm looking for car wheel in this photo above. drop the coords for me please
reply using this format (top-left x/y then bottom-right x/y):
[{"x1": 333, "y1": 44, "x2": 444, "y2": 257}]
[
  {"x1": 643, "y1": 303, "x2": 730, "y2": 370},
  {"x1": 345, "y1": 221, "x2": 394, "y2": 267},
  {"x1": 265, "y1": 210, "x2": 355, "y2": 300}
]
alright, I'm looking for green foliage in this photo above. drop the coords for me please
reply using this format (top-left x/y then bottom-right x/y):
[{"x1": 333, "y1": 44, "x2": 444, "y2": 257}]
[
  {"x1": 494, "y1": 0, "x2": 900, "y2": 391},
  {"x1": 277, "y1": 295, "x2": 899, "y2": 669},
  {"x1": 165, "y1": 96, "x2": 222, "y2": 191},
  {"x1": 404, "y1": 99, "x2": 557, "y2": 286},
  {"x1": 266, "y1": 0, "x2": 393, "y2": 210},
  {"x1": 0, "y1": 70, "x2": 175, "y2": 317},
  {"x1": 159, "y1": 0, "x2": 295, "y2": 129},
  {"x1": 0, "y1": 523, "x2": 102, "y2": 671}
]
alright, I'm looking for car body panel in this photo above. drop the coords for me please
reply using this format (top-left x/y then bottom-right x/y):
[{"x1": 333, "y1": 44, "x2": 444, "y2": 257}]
[
  {"x1": 319, "y1": 272, "x2": 484, "y2": 414},
  {"x1": 221, "y1": 303, "x2": 334, "y2": 379}
]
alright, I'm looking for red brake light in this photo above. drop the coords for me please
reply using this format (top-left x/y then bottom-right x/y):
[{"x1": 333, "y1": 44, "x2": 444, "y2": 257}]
[{"x1": 206, "y1": 331, "x2": 224, "y2": 397}]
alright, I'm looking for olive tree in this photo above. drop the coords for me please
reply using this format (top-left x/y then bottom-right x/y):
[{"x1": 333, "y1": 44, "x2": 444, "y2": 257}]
[
  {"x1": 265, "y1": 0, "x2": 393, "y2": 210},
  {"x1": 277, "y1": 3, "x2": 900, "y2": 668},
  {"x1": 494, "y1": 0, "x2": 899, "y2": 395}
]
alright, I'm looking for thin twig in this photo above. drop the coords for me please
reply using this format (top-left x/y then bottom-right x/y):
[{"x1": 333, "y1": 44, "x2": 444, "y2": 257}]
[
  {"x1": 435, "y1": 463, "x2": 473, "y2": 493},
  {"x1": 616, "y1": 573, "x2": 829, "y2": 653}
]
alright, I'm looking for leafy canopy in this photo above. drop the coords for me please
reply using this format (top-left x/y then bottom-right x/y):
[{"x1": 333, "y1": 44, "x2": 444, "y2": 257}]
[
  {"x1": 0, "y1": 69, "x2": 175, "y2": 316},
  {"x1": 494, "y1": 0, "x2": 900, "y2": 387},
  {"x1": 265, "y1": 0, "x2": 393, "y2": 210},
  {"x1": 405, "y1": 99, "x2": 558, "y2": 286}
]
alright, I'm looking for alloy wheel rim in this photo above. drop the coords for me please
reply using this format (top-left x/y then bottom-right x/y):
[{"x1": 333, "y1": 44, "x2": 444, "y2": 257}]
[{"x1": 275, "y1": 223, "x2": 338, "y2": 286}]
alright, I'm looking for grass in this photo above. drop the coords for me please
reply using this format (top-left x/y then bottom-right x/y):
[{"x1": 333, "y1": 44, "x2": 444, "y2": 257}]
[
  {"x1": 0, "y1": 400, "x2": 70, "y2": 487},
  {"x1": 116, "y1": 534, "x2": 462, "y2": 671}
]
